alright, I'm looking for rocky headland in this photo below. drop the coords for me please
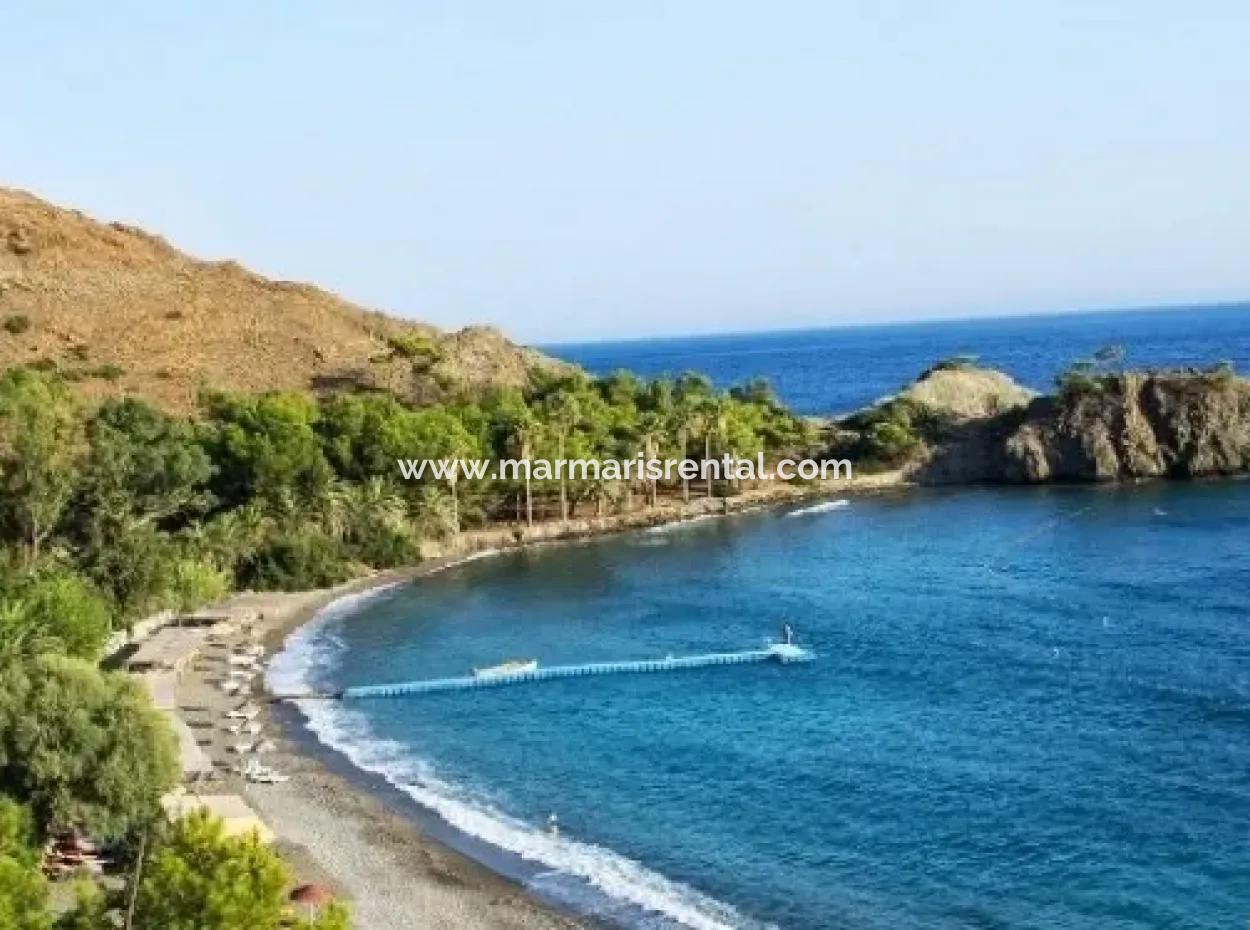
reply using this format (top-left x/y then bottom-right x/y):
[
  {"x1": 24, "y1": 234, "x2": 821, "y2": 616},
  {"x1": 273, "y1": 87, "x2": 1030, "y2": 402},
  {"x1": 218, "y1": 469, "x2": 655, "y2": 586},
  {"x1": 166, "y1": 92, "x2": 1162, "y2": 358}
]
[{"x1": 832, "y1": 360, "x2": 1250, "y2": 485}]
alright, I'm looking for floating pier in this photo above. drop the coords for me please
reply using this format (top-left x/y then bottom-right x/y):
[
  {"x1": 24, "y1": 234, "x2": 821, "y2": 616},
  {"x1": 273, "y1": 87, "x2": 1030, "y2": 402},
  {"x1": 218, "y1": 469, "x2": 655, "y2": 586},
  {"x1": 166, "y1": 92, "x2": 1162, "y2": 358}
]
[{"x1": 325, "y1": 643, "x2": 813, "y2": 701}]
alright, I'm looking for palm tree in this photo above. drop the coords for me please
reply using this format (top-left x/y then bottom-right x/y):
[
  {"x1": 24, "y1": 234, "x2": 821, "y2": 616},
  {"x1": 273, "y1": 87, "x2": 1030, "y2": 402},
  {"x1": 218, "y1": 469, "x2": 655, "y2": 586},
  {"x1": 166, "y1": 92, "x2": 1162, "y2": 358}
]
[
  {"x1": 542, "y1": 393, "x2": 581, "y2": 523},
  {"x1": 709, "y1": 397, "x2": 734, "y2": 498},
  {"x1": 412, "y1": 485, "x2": 458, "y2": 539},
  {"x1": 673, "y1": 373, "x2": 713, "y2": 505},
  {"x1": 338, "y1": 478, "x2": 408, "y2": 540},
  {"x1": 635, "y1": 413, "x2": 665, "y2": 508},
  {"x1": 507, "y1": 412, "x2": 538, "y2": 528},
  {"x1": 672, "y1": 404, "x2": 706, "y2": 506}
]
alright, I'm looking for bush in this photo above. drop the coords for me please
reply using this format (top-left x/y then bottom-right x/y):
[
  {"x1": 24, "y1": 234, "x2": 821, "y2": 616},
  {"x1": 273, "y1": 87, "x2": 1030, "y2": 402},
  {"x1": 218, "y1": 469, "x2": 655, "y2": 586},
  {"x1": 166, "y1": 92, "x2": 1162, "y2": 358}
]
[
  {"x1": 349, "y1": 526, "x2": 419, "y2": 568},
  {"x1": 86, "y1": 364, "x2": 124, "y2": 382},
  {"x1": 238, "y1": 530, "x2": 354, "y2": 591},
  {"x1": 4, "y1": 571, "x2": 114, "y2": 660},
  {"x1": 923, "y1": 354, "x2": 979, "y2": 376},
  {"x1": 1, "y1": 317, "x2": 30, "y2": 336},
  {"x1": 386, "y1": 333, "x2": 443, "y2": 370},
  {"x1": 0, "y1": 797, "x2": 49, "y2": 930},
  {"x1": 166, "y1": 559, "x2": 229, "y2": 613}
]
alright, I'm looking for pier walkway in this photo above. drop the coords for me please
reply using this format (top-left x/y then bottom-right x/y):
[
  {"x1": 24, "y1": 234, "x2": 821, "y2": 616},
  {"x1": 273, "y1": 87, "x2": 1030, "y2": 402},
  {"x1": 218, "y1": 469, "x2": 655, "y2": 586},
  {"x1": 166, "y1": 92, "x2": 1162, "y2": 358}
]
[{"x1": 327, "y1": 643, "x2": 813, "y2": 700}]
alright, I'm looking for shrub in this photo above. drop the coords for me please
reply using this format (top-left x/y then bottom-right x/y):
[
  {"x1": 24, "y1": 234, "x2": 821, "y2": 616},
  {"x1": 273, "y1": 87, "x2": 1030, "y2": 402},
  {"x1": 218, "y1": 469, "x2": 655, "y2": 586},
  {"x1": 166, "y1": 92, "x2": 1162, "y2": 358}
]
[
  {"x1": 349, "y1": 526, "x2": 419, "y2": 568},
  {"x1": 1, "y1": 317, "x2": 30, "y2": 336},
  {"x1": 166, "y1": 559, "x2": 230, "y2": 613},
  {"x1": 87, "y1": 364, "x2": 124, "y2": 382},
  {"x1": 924, "y1": 354, "x2": 979, "y2": 375},
  {"x1": 0, "y1": 797, "x2": 49, "y2": 930},
  {"x1": 6, "y1": 570, "x2": 114, "y2": 660},
  {"x1": 238, "y1": 530, "x2": 354, "y2": 591},
  {"x1": 386, "y1": 333, "x2": 443, "y2": 370}
]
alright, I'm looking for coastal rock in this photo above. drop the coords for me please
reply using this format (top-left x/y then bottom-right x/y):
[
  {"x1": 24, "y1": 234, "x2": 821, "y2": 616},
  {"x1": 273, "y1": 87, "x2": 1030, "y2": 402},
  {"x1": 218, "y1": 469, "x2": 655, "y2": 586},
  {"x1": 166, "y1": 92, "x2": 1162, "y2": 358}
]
[
  {"x1": 905, "y1": 368, "x2": 1250, "y2": 484},
  {"x1": 998, "y1": 371, "x2": 1250, "y2": 482},
  {"x1": 839, "y1": 364, "x2": 1250, "y2": 486}
]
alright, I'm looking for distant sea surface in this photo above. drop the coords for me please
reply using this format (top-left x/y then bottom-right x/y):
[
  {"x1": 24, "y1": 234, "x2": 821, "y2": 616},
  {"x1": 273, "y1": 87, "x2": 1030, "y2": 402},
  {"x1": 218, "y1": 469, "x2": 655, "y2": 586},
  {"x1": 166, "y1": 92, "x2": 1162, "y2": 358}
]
[
  {"x1": 545, "y1": 303, "x2": 1250, "y2": 415},
  {"x1": 271, "y1": 303, "x2": 1250, "y2": 930}
]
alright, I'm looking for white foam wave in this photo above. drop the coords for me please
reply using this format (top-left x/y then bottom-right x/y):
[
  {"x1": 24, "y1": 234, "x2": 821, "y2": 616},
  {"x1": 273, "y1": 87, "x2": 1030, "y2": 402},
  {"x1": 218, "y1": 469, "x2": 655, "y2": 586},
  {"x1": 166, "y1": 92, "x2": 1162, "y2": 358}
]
[
  {"x1": 298, "y1": 698, "x2": 768, "y2": 930},
  {"x1": 641, "y1": 514, "x2": 719, "y2": 535},
  {"x1": 269, "y1": 585, "x2": 770, "y2": 930},
  {"x1": 785, "y1": 499, "x2": 850, "y2": 517},
  {"x1": 265, "y1": 582, "x2": 402, "y2": 695}
]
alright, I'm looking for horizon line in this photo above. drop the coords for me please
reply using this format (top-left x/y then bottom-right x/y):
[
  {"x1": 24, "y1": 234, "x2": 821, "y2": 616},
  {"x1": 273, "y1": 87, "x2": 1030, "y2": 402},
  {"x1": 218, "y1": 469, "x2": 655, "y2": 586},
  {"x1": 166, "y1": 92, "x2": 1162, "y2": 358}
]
[{"x1": 536, "y1": 298, "x2": 1250, "y2": 350}]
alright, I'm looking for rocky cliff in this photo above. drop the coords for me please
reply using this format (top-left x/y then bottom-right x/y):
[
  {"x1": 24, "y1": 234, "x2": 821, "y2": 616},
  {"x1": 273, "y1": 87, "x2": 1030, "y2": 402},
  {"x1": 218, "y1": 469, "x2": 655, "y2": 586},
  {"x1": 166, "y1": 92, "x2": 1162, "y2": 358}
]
[
  {"x1": 836, "y1": 364, "x2": 1250, "y2": 485},
  {"x1": 997, "y1": 369, "x2": 1250, "y2": 482}
]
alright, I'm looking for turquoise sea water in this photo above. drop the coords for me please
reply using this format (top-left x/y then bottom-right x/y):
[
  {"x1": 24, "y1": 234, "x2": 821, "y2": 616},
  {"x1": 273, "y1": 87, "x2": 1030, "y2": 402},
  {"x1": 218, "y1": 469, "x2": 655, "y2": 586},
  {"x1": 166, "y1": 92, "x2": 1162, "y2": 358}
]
[{"x1": 270, "y1": 306, "x2": 1250, "y2": 928}]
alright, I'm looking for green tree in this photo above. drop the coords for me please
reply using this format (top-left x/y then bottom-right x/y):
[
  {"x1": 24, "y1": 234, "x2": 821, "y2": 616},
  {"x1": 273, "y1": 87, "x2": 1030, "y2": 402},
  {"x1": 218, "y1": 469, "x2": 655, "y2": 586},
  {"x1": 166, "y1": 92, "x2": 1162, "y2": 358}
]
[
  {"x1": 237, "y1": 530, "x2": 352, "y2": 592},
  {"x1": 134, "y1": 811, "x2": 349, "y2": 930},
  {"x1": 53, "y1": 881, "x2": 109, "y2": 930},
  {"x1": 408, "y1": 409, "x2": 479, "y2": 534},
  {"x1": 0, "y1": 571, "x2": 112, "y2": 660},
  {"x1": 79, "y1": 398, "x2": 213, "y2": 532},
  {"x1": 317, "y1": 393, "x2": 422, "y2": 481},
  {"x1": 0, "y1": 656, "x2": 178, "y2": 839},
  {"x1": 204, "y1": 393, "x2": 332, "y2": 508},
  {"x1": 505, "y1": 410, "x2": 539, "y2": 527},
  {"x1": 0, "y1": 797, "x2": 51, "y2": 930},
  {"x1": 80, "y1": 522, "x2": 184, "y2": 619},
  {"x1": 541, "y1": 392, "x2": 581, "y2": 523},
  {"x1": 0, "y1": 368, "x2": 82, "y2": 566}
]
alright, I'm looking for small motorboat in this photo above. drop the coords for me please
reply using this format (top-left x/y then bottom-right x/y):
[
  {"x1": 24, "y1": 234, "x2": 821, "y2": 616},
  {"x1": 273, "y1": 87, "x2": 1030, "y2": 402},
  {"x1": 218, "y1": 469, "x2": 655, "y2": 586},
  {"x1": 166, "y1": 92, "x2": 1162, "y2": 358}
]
[{"x1": 472, "y1": 658, "x2": 538, "y2": 680}]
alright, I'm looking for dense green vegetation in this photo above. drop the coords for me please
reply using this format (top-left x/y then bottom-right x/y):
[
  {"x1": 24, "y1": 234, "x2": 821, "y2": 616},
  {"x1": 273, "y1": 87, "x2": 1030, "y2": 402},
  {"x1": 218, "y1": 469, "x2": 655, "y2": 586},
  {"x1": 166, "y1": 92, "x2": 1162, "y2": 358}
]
[
  {"x1": 0, "y1": 361, "x2": 812, "y2": 925},
  {"x1": 836, "y1": 398, "x2": 935, "y2": 469}
]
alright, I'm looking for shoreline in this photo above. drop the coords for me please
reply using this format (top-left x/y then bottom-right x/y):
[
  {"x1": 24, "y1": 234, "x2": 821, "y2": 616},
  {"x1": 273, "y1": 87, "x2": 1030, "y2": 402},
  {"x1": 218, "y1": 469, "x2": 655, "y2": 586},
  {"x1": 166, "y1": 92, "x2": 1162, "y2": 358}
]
[
  {"x1": 178, "y1": 563, "x2": 590, "y2": 930},
  {"x1": 175, "y1": 481, "x2": 892, "y2": 929}
]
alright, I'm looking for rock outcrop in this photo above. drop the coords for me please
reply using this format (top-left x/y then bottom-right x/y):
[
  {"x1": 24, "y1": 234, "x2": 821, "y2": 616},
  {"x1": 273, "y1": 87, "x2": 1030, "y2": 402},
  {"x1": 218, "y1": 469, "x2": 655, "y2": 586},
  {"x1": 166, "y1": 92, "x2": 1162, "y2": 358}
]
[
  {"x1": 998, "y1": 370, "x2": 1250, "y2": 482},
  {"x1": 837, "y1": 364, "x2": 1250, "y2": 486}
]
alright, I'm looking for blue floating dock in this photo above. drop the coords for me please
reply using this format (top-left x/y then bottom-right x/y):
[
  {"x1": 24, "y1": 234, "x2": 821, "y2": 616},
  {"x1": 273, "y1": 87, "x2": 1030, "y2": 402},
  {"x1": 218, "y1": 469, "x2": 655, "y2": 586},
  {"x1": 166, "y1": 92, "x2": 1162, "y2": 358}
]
[{"x1": 336, "y1": 643, "x2": 813, "y2": 701}]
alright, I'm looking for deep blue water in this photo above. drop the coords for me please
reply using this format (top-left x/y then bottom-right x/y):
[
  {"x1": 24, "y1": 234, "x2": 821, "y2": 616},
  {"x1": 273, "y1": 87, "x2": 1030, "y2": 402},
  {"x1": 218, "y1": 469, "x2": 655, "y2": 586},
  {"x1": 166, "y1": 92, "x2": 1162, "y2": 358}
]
[
  {"x1": 270, "y1": 305, "x2": 1250, "y2": 929},
  {"x1": 274, "y1": 483, "x2": 1250, "y2": 930},
  {"x1": 545, "y1": 304, "x2": 1250, "y2": 415}
]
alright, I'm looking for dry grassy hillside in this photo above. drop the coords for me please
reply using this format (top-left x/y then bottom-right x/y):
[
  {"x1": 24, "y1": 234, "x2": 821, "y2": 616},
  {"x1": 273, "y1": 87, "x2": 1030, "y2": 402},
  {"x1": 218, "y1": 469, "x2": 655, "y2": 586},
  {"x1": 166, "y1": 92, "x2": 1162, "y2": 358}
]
[{"x1": 0, "y1": 187, "x2": 566, "y2": 412}]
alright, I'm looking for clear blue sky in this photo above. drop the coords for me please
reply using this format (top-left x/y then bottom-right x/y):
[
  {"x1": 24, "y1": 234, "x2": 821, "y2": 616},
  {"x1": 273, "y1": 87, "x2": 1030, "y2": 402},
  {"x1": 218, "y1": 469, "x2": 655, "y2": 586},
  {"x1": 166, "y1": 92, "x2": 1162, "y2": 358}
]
[{"x1": 9, "y1": 1, "x2": 1250, "y2": 342}]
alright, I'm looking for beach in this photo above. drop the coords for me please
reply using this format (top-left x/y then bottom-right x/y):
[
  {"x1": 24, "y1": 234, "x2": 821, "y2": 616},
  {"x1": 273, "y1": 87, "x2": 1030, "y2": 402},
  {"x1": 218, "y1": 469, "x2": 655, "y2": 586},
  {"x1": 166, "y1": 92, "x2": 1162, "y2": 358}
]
[{"x1": 173, "y1": 570, "x2": 588, "y2": 930}]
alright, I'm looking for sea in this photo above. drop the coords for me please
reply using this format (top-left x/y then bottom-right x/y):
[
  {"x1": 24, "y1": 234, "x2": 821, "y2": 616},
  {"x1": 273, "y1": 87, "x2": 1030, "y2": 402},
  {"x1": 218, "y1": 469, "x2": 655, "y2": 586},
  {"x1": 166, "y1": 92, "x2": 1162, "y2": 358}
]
[
  {"x1": 549, "y1": 303, "x2": 1250, "y2": 416},
  {"x1": 269, "y1": 303, "x2": 1250, "y2": 930}
]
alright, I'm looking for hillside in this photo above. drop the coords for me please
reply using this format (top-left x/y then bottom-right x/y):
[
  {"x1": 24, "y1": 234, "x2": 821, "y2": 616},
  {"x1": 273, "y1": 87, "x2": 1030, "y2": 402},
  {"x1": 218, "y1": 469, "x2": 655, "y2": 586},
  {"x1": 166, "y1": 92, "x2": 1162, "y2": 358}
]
[{"x1": 0, "y1": 187, "x2": 566, "y2": 412}]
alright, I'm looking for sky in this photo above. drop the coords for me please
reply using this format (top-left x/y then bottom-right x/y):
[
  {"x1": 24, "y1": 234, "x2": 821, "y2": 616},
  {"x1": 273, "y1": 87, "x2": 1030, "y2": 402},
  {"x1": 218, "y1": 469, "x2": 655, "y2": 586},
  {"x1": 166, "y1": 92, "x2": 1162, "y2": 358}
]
[{"x1": 8, "y1": 1, "x2": 1250, "y2": 343}]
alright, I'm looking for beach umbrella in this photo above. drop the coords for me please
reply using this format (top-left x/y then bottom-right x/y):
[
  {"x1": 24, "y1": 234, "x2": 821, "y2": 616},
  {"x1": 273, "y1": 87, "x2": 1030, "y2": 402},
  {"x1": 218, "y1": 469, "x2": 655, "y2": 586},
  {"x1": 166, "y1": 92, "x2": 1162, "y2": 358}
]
[{"x1": 290, "y1": 883, "x2": 333, "y2": 919}]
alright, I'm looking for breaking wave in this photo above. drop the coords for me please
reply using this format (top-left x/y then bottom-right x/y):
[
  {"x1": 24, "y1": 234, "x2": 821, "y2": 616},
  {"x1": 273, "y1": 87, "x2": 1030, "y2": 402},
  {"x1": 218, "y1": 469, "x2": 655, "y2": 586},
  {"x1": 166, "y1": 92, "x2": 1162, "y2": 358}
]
[
  {"x1": 267, "y1": 589, "x2": 769, "y2": 930},
  {"x1": 785, "y1": 499, "x2": 850, "y2": 517}
]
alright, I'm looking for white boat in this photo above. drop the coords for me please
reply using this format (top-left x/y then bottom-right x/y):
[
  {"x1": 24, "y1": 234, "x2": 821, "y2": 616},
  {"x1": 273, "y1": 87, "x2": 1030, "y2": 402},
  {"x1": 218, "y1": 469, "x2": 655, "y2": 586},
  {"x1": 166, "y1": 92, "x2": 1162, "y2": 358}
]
[{"x1": 472, "y1": 659, "x2": 538, "y2": 680}]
